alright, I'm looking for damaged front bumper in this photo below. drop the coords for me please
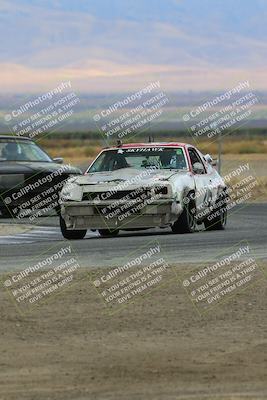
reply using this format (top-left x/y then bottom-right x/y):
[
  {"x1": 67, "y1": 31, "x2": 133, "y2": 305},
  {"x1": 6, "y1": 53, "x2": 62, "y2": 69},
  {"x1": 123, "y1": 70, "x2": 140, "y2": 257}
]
[{"x1": 61, "y1": 198, "x2": 182, "y2": 230}]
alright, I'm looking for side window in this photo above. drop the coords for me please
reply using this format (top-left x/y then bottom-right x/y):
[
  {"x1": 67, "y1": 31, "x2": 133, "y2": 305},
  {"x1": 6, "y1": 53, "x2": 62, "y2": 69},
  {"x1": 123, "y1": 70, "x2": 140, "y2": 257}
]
[{"x1": 188, "y1": 148, "x2": 206, "y2": 174}]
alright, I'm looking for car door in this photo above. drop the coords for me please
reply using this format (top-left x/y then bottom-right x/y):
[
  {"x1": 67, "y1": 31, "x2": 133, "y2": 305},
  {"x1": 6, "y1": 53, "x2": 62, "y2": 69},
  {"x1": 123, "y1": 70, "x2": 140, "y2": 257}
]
[
  {"x1": 187, "y1": 147, "x2": 212, "y2": 213},
  {"x1": 200, "y1": 153, "x2": 221, "y2": 207}
]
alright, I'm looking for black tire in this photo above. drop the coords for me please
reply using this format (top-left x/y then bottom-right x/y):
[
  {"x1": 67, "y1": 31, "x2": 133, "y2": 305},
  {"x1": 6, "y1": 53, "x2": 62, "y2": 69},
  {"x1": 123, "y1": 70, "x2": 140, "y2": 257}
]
[
  {"x1": 171, "y1": 197, "x2": 196, "y2": 234},
  {"x1": 98, "y1": 229, "x2": 119, "y2": 238},
  {"x1": 60, "y1": 215, "x2": 87, "y2": 240},
  {"x1": 204, "y1": 199, "x2": 227, "y2": 231}
]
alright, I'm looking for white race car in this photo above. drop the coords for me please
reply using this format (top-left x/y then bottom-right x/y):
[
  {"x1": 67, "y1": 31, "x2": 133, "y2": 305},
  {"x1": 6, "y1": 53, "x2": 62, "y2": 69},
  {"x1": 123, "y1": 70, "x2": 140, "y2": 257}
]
[{"x1": 59, "y1": 142, "x2": 228, "y2": 239}]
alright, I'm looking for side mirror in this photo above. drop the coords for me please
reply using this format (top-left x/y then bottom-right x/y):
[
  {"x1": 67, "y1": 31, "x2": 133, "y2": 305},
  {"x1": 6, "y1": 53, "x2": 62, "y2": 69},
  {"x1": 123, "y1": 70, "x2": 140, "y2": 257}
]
[
  {"x1": 53, "y1": 157, "x2": 64, "y2": 164},
  {"x1": 193, "y1": 162, "x2": 205, "y2": 174},
  {"x1": 204, "y1": 154, "x2": 218, "y2": 167},
  {"x1": 204, "y1": 154, "x2": 213, "y2": 164}
]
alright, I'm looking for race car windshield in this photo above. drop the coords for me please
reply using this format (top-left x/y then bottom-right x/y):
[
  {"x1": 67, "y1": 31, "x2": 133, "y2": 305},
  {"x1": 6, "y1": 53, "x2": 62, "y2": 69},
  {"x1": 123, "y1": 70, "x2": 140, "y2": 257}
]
[
  {"x1": 88, "y1": 147, "x2": 188, "y2": 172},
  {"x1": 0, "y1": 140, "x2": 52, "y2": 162}
]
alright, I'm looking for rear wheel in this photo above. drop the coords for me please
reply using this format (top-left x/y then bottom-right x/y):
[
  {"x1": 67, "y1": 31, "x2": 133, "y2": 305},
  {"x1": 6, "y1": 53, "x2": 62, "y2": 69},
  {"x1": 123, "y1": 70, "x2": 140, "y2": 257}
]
[
  {"x1": 59, "y1": 215, "x2": 87, "y2": 240},
  {"x1": 98, "y1": 229, "x2": 119, "y2": 238},
  {"x1": 171, "y1": 196, "x2": 196, "y2": 234}
]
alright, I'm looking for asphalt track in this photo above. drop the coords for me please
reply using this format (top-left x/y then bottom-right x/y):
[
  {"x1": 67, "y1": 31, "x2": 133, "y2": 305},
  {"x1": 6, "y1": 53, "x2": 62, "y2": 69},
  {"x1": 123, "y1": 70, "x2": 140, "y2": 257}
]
[{"x1": 0, "y1": 203, "x2": 266, "y2": 272}]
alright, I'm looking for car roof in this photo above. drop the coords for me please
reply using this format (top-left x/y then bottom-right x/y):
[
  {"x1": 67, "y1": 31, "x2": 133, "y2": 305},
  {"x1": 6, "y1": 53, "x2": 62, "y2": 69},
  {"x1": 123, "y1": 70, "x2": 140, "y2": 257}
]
[
  {"x1": 0, "y1": 135, "x2": 32, "y2": 141},
  {"x1": 108, "y1": 142, "x2": 188, "y2": 149}
]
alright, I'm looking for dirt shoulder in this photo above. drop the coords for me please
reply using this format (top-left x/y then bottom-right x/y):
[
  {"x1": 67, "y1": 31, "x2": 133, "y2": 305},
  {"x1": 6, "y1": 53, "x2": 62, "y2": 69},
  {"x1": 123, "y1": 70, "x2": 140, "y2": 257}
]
[{"x1": 0, "y1": 264, "x2": 267, "y2": 400}]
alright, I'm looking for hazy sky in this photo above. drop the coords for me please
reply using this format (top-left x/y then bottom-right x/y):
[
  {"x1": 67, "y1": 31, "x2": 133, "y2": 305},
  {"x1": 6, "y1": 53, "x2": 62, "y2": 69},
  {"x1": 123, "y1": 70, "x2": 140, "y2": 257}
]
[{"x1": 1, "y1": 0, "x2": 267, "y2": 93}]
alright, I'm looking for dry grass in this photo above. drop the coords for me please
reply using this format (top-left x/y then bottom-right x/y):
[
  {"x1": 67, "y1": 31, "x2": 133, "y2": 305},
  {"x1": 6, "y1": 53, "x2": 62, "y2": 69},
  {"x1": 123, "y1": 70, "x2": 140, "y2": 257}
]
[
  {"x1": 198, "y1": 138, "x2": 267, "y2": 154},
  {"x1": 162, "y1": 137, "x2": 267, "y2": 155},
  {"x1": 227, "y1": 176, "x2": 267, "y2": 202},
  {"x1": 41, "y1": 137, "x2": 267, "y2": 161},
  {"x1": 39, "y1": 138, "x2": 102, "y2": 163}
]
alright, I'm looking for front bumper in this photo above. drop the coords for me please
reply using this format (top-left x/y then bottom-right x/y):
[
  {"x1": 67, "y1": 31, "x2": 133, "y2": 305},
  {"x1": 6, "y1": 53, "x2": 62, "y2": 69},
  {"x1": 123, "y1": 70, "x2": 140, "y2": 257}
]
[{"x1": 61, "y1": 199, "x2": 182, "y2": 230}]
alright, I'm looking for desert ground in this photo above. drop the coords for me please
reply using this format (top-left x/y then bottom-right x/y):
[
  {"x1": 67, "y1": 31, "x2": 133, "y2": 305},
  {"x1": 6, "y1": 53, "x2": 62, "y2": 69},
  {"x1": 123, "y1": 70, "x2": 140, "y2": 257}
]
[{"x1": 0, "y1": 262, "x2": 267, "y2": 400}]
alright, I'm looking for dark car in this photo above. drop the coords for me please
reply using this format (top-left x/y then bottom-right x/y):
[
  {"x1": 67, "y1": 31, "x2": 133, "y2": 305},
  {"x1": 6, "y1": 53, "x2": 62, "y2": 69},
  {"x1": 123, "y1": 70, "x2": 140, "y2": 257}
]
[{"x1": 0, "y1": 136, "x2": 81, "y2": 219}]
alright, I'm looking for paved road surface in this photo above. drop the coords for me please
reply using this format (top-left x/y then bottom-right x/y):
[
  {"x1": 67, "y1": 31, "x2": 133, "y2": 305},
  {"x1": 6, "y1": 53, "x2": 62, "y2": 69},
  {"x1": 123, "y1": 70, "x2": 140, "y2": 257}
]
[{"x1": 0, "y1": 203, "x2": 266, "y2": 272}]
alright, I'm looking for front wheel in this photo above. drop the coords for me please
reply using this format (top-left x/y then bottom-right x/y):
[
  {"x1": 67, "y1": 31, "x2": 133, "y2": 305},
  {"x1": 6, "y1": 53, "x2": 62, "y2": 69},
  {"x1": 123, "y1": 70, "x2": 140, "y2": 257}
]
[
  {"x1": 60, "y1": 215, "x2": 87, "y2": 240},
  {"x1": 171, "y1": 198, "x2": 196, "y2": 234},
  {"x1": 204, "y1": 200, "x2": 227, "y2": 231}
]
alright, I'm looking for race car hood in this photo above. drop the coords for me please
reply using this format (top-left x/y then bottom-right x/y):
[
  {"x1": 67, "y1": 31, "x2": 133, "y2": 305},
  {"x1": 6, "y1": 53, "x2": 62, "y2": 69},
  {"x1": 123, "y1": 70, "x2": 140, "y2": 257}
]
[
  {"x1": 72, "y1": 168, "x2": 188, "y2": 186},
  {"x1": 61, "y1": 168, "x2": 194, "y2": 202}
]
